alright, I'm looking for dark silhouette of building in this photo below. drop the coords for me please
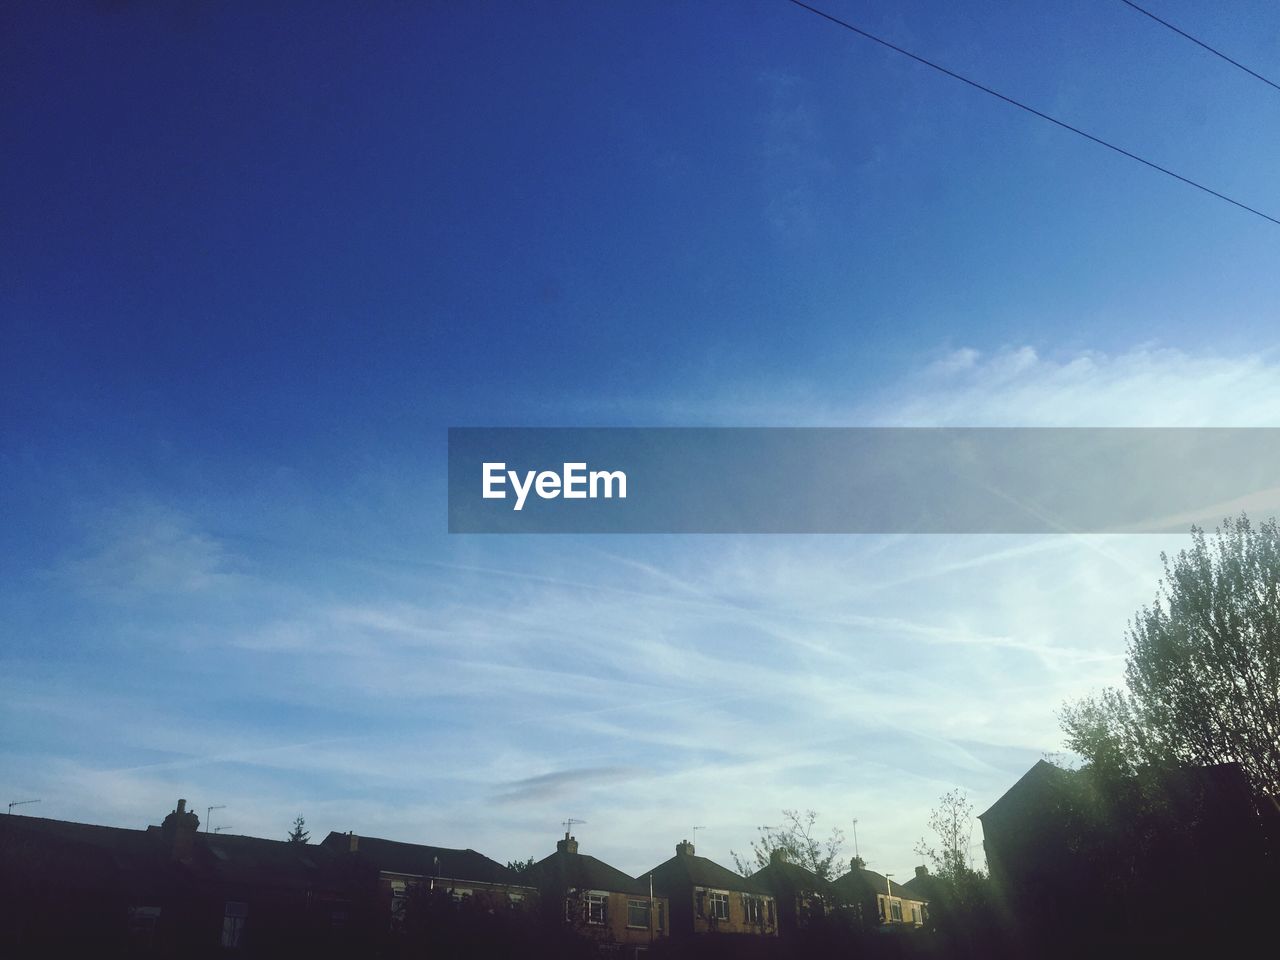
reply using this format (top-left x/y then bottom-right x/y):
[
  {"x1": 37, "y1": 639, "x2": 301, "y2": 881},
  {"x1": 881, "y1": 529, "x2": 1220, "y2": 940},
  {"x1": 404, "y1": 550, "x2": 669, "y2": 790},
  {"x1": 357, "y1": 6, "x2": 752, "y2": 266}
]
[
  {"x1": 1, "y1": 799, "x2": 356, "y2": 957},
  {"x1": 643, "y1": 840, "x2": 778, "y2": 941},
  {"x1": 980, "y1": 759, "x2": 1275, "y2": 953}
]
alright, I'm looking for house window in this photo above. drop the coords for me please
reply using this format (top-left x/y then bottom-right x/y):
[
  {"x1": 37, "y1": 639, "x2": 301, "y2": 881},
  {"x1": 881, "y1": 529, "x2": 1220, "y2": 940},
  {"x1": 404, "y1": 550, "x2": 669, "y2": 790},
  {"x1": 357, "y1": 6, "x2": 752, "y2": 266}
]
[
  {"x1": 128, "y1": 906, "x2": 161, "y2": 945},
  {"x1": 890, "y1": 900, "x2": 903, "y2": 922},
  {"x1": 878, "y1": 897, "x2": 886, "y2": 921},
  {"x1": 509, "y1": 892, "x2": 525, "y2": 911},
  {"x1": 657, "y1": 901, "x2": 665, "y2": 931},
  {"x1": 743, "y1": 896, "x2": 764, "y2": 923},
  {"x1": 708, "y1": 892, "x2": 729, "y2": 921},
  {"x1": 767, "y1": 898, "x2": 775, "y2": 926},
  {"x1": 912, "y1": 905, "x2": 920, "y2": 924},
  {"x1": 390, "y1": 881, "x2": 408, "y2": 925},
  {"x1": 586, "y1": 893, "x2": 608, "y2": 925},
  {"x1": 627, "y1": 899, "x2": 651, "y2": 928},
  {"x1": 221, "y1": 901, "x2": 248, "y2": 948}
]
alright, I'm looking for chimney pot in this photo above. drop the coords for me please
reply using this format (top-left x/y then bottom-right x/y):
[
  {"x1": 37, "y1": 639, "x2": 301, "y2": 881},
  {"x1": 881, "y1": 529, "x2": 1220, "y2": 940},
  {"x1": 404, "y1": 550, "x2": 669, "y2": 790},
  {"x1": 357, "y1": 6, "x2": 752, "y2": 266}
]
[
  {"x1": 915, "y1": 865, "x2": 928, "y2": 879},
  {"x1": 676, "y1": 839, "x2": 695, "y2": 857},
  {"x1": 161, "y1": 799, "x2": 199, "y2": 861},
  {"x1": 556, "y1": 835, "x2": 579, "y2": 855},
  {"x1": 348, "y1": 832, "x2": 359, "y2": 853}
]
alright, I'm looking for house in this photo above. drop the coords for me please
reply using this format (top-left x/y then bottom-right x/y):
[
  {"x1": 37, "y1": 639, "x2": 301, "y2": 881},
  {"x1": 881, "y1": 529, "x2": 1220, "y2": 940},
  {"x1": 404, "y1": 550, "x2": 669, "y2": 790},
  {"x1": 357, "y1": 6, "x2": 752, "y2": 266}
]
[
  {"x1": 0, "y1": 799, "x2": 353, "y2": 956},
  {"x1": 745, "y1": 849, "x2": 831, "y2": 934},
  {"x1": 318, "y1": 830, "x2": 535, "y2": 927},
  {"x1": 830, "y1": 861, "x2": 926, "y2": 927},
  {"x1": 979, "y1": 758, "x2": 1272, "y2": 951},
  {"x1": 897, "y1": 865, "x2": 934, "y2": 917},
  {"x1": 643, "y1": 840, "x2": 778, "y2": 939},
  {"x1": 527, "y1": 831, "x2": 668, "y2": 954}
]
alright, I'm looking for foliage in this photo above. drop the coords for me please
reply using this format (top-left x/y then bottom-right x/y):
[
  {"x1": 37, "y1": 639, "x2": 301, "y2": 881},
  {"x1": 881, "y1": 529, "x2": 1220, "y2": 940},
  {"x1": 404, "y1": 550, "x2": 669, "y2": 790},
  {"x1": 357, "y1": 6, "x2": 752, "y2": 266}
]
[
  {"x1": 287, "y1": 814, "x2": 309, "y2": 844},
  {"x1": 913, "y1": 789, "x2": 980, "y2": 883},
  {"x1": 731, "y1": 809, "x2": 846, "y2": 880},
  {"x1": 506, "y1": 855, "x2": 536, "y2": 877},
  {"x1": 1061, "y1": 515, "x2": 1280, "y2": 794}
]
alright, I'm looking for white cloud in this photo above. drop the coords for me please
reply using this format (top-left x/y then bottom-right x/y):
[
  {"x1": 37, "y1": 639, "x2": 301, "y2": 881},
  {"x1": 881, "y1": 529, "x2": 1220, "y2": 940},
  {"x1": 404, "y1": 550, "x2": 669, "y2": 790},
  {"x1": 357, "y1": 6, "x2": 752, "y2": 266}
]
[{"x1": 882, "y1": 344, "x2": 1280, "y2": 427}]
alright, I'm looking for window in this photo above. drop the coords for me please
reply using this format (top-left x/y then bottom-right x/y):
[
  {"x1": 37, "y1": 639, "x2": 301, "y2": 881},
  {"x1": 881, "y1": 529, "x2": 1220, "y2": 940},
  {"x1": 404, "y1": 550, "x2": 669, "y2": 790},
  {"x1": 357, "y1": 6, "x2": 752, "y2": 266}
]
[
  {"x1": 912, "y1": 905, "x2": 920, "y2": 924},
  {"x1": 890, "y1": 900, "x2": 903, "y2": 922},
  {"x1": 708, "y1": 892, "x2": 729, "y2": 921},
  {"x1": 878, "y1": 896, "x2": 886, "y2": 921},
  {"x1": 128, "y1": 906, "x2": 161, "y2": 945},
  {"x1": 390, "y1": 881, "x2": 408, "y2": 926},
  {"x1": 627, "y1": 899, "x2": 651, "y2": 928},
  {"x1": 657, "y1": 900, "x2": 665, "y2": 931},
  {"x1": 586, "y1": 893, "x2": 608, "y2": 925},
  {"x1": 743, "y1": 895, "x2": 763, "y2": 924},
  {"x1": 221, "y1": 901, "x2": 248, "y2": 948},
  {"x1": 767, "y1": 898, "x2": 775, "y2": 926}
]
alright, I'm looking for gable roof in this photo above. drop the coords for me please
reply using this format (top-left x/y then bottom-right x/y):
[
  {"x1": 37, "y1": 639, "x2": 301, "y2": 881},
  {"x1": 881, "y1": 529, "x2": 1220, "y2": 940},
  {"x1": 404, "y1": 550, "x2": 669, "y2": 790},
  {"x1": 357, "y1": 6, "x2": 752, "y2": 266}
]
[
  {"x1": 831, "y1": 866, "x2": 927, "y2": 903},
  {"x1": 320, "y1": 831, "x2": 524, "y2": 886},
  {"x1": 1, "y1": 814, "x2": 347, "y2": 893},
  {"x1": 644, "y1": 850, "x2": 769, "y2": 896},
  {"x1": 529, "y1": 847, "x2": 649, "y2": 896},
  {"x1": 187, "y1": 830, "x2": 346, "y2": 890},
  {"x1": 748, "y1": 858, "x2": 828, "y2": 898},
  {"x1": 979, "y1": 759, "x2": 1076, "y2": 821}
]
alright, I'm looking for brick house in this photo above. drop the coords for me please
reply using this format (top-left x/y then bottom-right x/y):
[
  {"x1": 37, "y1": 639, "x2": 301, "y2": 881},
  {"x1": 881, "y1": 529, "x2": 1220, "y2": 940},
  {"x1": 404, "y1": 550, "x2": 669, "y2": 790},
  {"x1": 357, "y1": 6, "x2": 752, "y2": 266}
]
[
  {"x1": 643, "y1": 840, "x2": 778, "y2": 940},
  {"x1": 528, "y1": 831, "x2": 668, "y2": 954},
  {"x1": 318, "y1": 830, "x2": 535, "y2": 928}
]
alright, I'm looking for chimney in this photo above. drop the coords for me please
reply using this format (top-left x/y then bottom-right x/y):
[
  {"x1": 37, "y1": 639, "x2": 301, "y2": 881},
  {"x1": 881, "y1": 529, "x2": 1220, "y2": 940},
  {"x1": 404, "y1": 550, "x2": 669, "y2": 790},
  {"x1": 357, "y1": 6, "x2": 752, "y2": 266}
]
[
  {"x1": 160, "y1": 798, "x2": 200, "y2": 861},
  {"x1": 348, "y1": 832, "x2": 359, "y2": 853},
  {"x1": 676, "y1": 839, "x2": 695, "y2": 857},
  {"x1": 770, "y1": 848, "x2": 789, "y2": 864},
  {"x1": 915, "y1": 865, "x2": 928, "y2": 879},
  {"x1": 556, "y1": 832, "x2": 579, "y2": 855}
]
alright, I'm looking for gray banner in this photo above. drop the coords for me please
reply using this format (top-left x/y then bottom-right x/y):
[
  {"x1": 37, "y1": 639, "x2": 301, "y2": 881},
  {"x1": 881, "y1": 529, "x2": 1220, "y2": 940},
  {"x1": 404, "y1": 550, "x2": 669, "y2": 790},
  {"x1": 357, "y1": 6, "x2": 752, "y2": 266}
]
[{"x1": 447, "y1": 428, "x2": 1280, "y2": 533}]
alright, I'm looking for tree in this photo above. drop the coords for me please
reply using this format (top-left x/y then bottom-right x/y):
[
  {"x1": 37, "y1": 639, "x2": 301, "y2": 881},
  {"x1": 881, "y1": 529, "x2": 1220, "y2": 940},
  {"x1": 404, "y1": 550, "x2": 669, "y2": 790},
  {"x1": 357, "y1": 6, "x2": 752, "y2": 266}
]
[
  {"x1": 505, "y1": 856, "x2": 536, "y2": 878},
  {"x1": 1061, "y1": 515, "x2": 1280, "y2": 795},
  {"x1": 287, "y1": 814, "x2": 309, "y2": 844},
  {"x1": 731, "y1": 809, "x2": 845, "y2": 880},
  {"x1": 913, "y1": 790, "x2": 1000, "y2": 955},
  {"x1": 913, "y1": 788, "x2": 980, "y2": 883}
]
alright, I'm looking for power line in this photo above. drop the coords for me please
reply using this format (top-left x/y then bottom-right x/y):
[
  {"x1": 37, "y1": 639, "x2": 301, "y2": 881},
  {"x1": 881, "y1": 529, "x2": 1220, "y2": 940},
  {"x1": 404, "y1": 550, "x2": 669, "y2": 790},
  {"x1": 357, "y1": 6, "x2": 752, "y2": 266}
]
[
  {"x1": 1117, "y1": 0, "x2": 1280, "y2": 93},
  {"x1": 784, "y1": 0, "x2": 1280, "y2": 227}
]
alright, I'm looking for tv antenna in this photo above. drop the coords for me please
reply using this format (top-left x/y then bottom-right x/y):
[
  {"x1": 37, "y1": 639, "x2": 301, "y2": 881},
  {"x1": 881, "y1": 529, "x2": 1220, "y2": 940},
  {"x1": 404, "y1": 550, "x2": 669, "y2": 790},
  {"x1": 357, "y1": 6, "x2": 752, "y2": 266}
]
[
  {"x1": 8, "y1": 799, "x2": 41, "y2": 815},
  {"x1": 206, "y1": 805, "x2": 226, "y2": 834},
  {"x1": 691, "y1": 825, "x2": 706, "y2": 845},
  {"x1": 214, "y1": 825, "x2": 233, "y2": 834},
  {"x1": 562, "y1": 818, "x2": 586, "y2": 836},
  {"x1": 851, "y1": 818, "x2": 860, "y2": 859}
]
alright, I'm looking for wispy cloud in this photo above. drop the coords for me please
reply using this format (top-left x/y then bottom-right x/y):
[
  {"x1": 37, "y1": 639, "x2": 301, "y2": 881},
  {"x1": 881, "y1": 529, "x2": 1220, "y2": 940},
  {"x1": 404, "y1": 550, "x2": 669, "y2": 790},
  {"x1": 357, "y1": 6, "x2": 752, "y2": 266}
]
[
  {"x1": 60, "y1": 503, "x2": 241, "y2": 599},
  {"x1": 8, "y1": 343, "x2": 1264, "y2": 877},
  {"x1": 492, "y1": 767, "x2": 647, "y2": 805}
]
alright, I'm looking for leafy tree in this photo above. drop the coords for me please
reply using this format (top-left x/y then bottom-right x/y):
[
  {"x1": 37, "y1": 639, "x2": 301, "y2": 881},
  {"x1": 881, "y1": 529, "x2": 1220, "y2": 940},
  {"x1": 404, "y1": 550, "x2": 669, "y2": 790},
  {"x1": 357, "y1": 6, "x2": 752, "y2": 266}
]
[
  {"x1": 1061, "y1": 515, "x2": 1280, "y2": 794},
  {"x1": 731, "y1": 809, "x2": 845, "y2": 880},
  {"x1": 505, "y1": 855, "x2": 536, "y2": 877},
  {"x1": 913, "y1": 788, "x2": 980, "y2": 882},
  {"x1": 287, "y1": 814, "x2": 309, "y2": 844}
]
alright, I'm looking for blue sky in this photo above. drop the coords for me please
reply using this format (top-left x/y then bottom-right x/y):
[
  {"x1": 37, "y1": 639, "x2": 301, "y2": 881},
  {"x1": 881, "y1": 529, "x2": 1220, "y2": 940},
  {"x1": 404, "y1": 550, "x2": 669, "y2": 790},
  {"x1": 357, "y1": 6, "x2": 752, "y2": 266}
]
[{"x1": 2, "y1": 0, "x2": 1279, "y2": 877}]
